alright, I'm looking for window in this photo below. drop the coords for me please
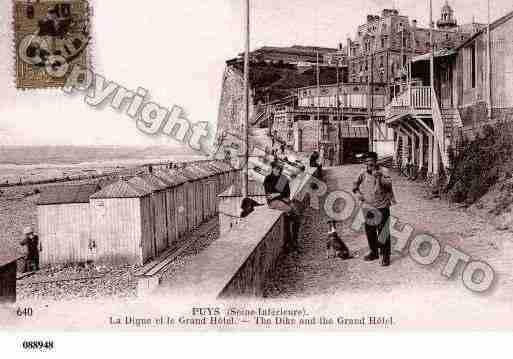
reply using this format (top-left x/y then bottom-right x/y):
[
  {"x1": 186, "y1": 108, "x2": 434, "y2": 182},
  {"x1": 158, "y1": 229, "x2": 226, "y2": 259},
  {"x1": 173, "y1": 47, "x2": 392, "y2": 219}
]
[
  {"x1": 403, "y1": 37, "x2": 407, "y2": 47},
  {"x1": 381, "y1": 37, "x2": 385, "y2": 48}
]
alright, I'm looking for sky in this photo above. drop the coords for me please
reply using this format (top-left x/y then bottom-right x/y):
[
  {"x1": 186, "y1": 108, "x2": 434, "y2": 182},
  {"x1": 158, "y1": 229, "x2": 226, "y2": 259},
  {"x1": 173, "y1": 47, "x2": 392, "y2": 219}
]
[{"x1": 0, "y1": 0, "x2": 511, "y2": 146}]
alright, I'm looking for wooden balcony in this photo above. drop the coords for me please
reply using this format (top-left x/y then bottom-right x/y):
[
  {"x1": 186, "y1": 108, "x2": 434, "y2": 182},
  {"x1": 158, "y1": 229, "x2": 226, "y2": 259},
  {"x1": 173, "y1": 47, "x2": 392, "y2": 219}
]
[{"x1": 385, "y1": 86, "x2": 433, "y2": 123}]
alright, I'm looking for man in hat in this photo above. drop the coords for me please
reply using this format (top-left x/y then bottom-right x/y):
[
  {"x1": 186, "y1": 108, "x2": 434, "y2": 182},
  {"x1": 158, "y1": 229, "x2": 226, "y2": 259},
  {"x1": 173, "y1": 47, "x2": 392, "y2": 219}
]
[
  {"x1": 353, "y1": 152, "x2": 396, "y2": 266},
  {"x1": 264, "y1": 161, "x2": 301, "y2": 252},
  {"x1": 20, "y1": 226, "x2": 40, "y2": 272}
]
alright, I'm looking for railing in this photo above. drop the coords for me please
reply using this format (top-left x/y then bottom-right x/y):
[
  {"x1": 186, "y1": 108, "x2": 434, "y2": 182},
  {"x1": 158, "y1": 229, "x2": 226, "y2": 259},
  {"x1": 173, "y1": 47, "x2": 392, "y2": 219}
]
[
  {"x1": 385, "y1": 86, "x2": 432, "y2": 119},
  {"x1": 410, "y1": 86, "x2": 431, "y2": 109}
]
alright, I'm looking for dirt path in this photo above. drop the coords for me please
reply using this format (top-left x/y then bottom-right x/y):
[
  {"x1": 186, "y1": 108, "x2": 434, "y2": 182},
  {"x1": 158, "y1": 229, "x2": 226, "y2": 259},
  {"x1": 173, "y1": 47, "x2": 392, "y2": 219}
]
[{"x1": 264, "y1": 165, "x2": 513, "y2": 325}]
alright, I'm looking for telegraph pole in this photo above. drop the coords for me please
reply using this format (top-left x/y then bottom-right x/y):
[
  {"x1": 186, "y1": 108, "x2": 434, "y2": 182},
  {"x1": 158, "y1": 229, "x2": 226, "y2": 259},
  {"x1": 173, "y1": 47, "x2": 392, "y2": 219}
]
[
  {"x1": 242, "y1": 0, "x2": 250, "y2": 197},
  {"x1": 487, "y1": 0, "x2": 492, "y2": 119},
  {"x1": 316, "y1": 50, "x2": 321, "y2": 151}
]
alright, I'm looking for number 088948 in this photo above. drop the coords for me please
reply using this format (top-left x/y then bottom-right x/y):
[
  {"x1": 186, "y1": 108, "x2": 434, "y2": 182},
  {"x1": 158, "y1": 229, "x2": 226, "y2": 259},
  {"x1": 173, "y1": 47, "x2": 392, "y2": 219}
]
[{"x1": 22, "y1": 341, "x2": 54, "y2": 350}]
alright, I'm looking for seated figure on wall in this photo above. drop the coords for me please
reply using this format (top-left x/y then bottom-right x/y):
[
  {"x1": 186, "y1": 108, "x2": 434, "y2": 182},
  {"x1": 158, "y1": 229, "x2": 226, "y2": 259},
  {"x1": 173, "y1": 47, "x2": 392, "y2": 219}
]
[{"x1": 263, "y1": 161, "x2": 301, "y2": 253}]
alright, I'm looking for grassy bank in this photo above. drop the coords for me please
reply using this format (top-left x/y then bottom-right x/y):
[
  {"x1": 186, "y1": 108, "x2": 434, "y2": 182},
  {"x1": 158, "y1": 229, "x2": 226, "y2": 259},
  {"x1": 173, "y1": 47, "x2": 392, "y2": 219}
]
[{"x1": 445, "y1": 122, "x2": 513, "y2": 230}]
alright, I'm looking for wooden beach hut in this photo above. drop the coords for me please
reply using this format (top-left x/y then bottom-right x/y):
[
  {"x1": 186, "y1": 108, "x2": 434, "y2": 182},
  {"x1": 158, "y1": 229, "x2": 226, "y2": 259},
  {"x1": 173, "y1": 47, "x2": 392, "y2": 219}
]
[
  {"x1": 153, "y1": 169, "x2": 189, "y2": 244},
  {"x1": 187, "y1": 164, "x2": 216, "y2": 222},
  {"x1": 190, "y1": 163, "x2": 219, "y2": 220},
  {"x1": 212, "y1": 160, "x2": 236, "y2": 190},
  {"x1": 170, "y1": 168, "x2": 202, "y2": 232},
  {"x1": 0, "y1": 240, "x2": 23, "y2": 303},
  {"x1": 180, "y1": 165, "x2": 206, "y2": 229},
  {"x1": 89, "y1": 180, "x2": 154, "y2": 265},
  {"x1": 37, "y1": 184, "x2": 100, "y2": 266},
  {"x1": 128, "y1": 175, "x2": 168, "y2": 257},
  {"x1": 208, "y1": 161, "x2": 230, "y2": 193}
]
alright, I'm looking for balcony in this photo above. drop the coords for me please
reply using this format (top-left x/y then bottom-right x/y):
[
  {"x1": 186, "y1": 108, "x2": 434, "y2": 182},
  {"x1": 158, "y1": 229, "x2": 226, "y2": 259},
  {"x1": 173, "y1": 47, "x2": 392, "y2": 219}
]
[{"x1": 385, "y1": 86, "x2": 432, "y2": 123}]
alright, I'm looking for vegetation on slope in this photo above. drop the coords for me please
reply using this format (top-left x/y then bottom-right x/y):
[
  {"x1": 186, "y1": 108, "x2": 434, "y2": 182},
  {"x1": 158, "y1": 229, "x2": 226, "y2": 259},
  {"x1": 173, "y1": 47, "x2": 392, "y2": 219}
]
[
  {"x1": 445, "y1": 122, "x2": 513, "y2": 230},
  {"x1": 231, "y1": 61, "x2": 340, "y2": 104}
]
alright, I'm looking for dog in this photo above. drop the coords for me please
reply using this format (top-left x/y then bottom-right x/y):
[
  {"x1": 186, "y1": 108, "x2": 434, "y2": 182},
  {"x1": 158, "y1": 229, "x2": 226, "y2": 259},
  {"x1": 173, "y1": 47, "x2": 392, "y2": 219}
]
[{"x1": 326, "y1": 221, "x2": 353, "y2": 260}]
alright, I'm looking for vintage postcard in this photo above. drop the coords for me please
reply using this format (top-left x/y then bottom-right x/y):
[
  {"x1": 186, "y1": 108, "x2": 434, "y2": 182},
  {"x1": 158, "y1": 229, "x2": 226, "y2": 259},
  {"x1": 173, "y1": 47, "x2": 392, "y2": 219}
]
[
  {"x1": 13, "y1": 0, "x2": 91, "y2": 89},
  {"x1": 1, "y1": 0, "x2": 513, "y2": 352}
]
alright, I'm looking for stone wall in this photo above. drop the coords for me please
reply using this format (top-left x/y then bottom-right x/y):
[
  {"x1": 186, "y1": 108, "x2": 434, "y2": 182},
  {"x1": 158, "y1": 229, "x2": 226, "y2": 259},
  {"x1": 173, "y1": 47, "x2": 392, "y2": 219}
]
[
  {"x1": 163, "y1": 166, "x2": 318, "y2": 299},
  {"x1": 219, "y1": 167, "x2": 317, "y2": 298},
  {"x1": 219, "y1": 212, "x2": 285, "y2": 297}
]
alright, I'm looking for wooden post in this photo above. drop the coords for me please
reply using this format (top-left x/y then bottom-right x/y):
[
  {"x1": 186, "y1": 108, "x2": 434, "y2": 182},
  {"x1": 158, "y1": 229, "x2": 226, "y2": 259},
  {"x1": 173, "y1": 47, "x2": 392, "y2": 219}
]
[
  {"x1": 393, "y1": 130, "x2": 398, "y2": 163},
  {"x1": 487, "y1": 0, "x2": 492, "y2": 119},
  {"x1": 428, "y1": 135, "x2": 434, "y2": 174},
  {"x1": 411, "y1": 131, "x2": 415, "y2": 166},
  {"x1": 242, "y1": 0, "x2": 250, "y2": 198},
  {"x1": 419, "y1": 132, "x2": 424, "y2": 169},
  {"x1": 433, "y1": 136, "x2": 439, "y2": 176}
]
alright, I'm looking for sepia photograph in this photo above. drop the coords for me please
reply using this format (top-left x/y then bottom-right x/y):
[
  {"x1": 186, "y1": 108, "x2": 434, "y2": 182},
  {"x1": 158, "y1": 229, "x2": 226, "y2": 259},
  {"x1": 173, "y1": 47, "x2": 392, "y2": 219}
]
[{"x1": 1, "y1": 0, "x2": 513, "y2": 352}]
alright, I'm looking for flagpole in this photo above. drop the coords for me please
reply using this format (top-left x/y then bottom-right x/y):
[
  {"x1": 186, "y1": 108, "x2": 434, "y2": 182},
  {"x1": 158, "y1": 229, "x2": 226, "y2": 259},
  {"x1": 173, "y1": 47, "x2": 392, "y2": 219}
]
[
  {"x1": 242, "y1": 0, "x2": 250, "y2": 197},
  {"x1": 317, "y1": 50, "x2": 321, "y2": 151},
  {"x1": 487, "y1": 0, "x2": 492, "y2": 119},
  {"x1": 429, "y1": 0, "x2": 434, "y2": 98}
]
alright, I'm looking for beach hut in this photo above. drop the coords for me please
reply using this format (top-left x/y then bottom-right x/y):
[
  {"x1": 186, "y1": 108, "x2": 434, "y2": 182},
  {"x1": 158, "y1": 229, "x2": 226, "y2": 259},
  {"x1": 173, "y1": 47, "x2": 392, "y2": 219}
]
[
  {"x1": 208, "y1": 161, "x2": 230, "y2": 193},
  {"x1": 187, "y1": 164, "x2": 216, "y2": 221},
  {"x1": 190, "y1": 162, "x2": 220, "y2": 220},
  {"x1": 89, "y1": 180, "x2": 154, "y2": 265},
  {"x1": 128, "y1": 175, "x2": 168, "y2": 257},
  {"x1": 0, "y1": 240, "x2": 23, "y2": 303},
  {"x1": 153, "y1": 170, "x2": 189, "y2": 244},
  {"x1": 212, "y1": 160, "x2": 236, "y2": 190},
  {"x1": 180, "y1": 165, "x2": 207, "y2": 229},
  {"x1": 37, "y1": 184, "x2": 100, "y2": 266},
  {"x1": 166, "y1": 169, "x2": 195, "y2": 234},
  {"x1": 171, "y1": 168, "x2": 203, "y2": 232}
]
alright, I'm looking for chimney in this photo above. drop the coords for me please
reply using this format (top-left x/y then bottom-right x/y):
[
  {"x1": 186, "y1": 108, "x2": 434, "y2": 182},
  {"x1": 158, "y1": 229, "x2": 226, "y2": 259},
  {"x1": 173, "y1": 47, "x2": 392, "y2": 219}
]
[
  {"x1": 338, "y1": 42, "x2": 343, "y2": 51},
  {"x1": 412, "y1": 19, "x2": 417, "y2": 29}
]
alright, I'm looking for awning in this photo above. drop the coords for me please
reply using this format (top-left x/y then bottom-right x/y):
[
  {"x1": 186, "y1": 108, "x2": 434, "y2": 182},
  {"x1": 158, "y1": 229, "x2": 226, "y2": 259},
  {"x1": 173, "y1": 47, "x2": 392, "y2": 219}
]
[
  {"x1": 412, "y1": 48, "x2": 457, "y2": 63},
  {"x1": 340, "y1": 125, "x2": 369, "y2": 138}
]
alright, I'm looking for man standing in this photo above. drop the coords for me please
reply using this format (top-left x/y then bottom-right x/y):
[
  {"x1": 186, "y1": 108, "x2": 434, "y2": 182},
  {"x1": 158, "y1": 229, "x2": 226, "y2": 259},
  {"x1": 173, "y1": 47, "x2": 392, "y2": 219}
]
[
  {"x1": 353, "y1": 152, "x2": 396, "y2": 266},
  {"x1": 20, "y1": 226, "x2": 40, "y2": 272}
]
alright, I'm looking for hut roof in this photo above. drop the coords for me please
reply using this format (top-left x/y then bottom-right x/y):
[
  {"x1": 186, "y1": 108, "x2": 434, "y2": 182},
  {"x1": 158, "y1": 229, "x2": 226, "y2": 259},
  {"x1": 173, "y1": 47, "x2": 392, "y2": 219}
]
[
  {"x1": 193, "y1": 162, "x2": 222, "y2": 175},
  {"x1": 177, "y1": 167, "x2": 206, "y2": 181},
  {"x1": 135, "y1": 174, "x2": 169, "y2": 191},
  {"x1": 0, "y1": 239, "x2": 23, "y2": 267},
  {"x1": 187, "y1": 164, "x2": 215, "y2": 178},
  {"x1": 128, "y1": 177, "x2": 163, "y2": 193},
  {"x1": 153, "y1": 170, "x2": 188, "y2": 187},
  {"x1": 212, "y1": 160, "x2": 234, "y2": 172},
  {"x1": 37, "y1": 184, "x2": 100, "y2": 205},
  {"x1": 201, "y1": 162, "x2": 224, "y2": 174},
  {"x1": 90, "y1": 180, "x2": 151, "y2": 199}
]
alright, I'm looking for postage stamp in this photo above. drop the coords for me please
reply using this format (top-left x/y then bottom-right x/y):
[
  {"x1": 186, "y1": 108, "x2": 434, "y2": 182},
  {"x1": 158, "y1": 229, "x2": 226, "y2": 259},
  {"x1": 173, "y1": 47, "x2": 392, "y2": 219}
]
[{"x1": 13, "y1": 0, "x2": 91, "y2": 89}]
